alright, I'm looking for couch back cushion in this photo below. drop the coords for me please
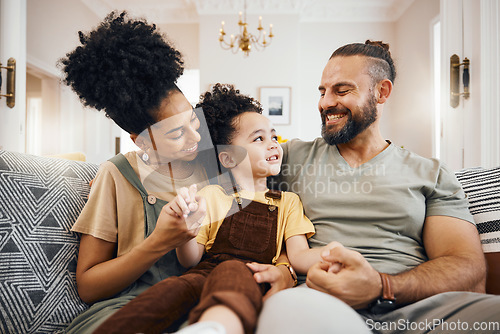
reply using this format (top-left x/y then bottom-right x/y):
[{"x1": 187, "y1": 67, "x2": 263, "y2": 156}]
[
  {"x1": 0, "y1": 150, "x2": 98, "y2": 333},
  {"x1": 456, "y1": 166, "x2": 500, "y2": 294}
]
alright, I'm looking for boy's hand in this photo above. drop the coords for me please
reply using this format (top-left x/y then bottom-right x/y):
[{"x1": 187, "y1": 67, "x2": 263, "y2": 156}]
[
  {"x1": 165, "y1": 184, "x2": 206, "y2": 233},
  {"x1": 321, "y1": 242, "x2": 343, "y2": 273},
  {"x1": 165, "y1": 184, "x2": 197, "y2": 218},
  {"x1": 246, "y1": 262, "x2": 293, "y2": 302}
]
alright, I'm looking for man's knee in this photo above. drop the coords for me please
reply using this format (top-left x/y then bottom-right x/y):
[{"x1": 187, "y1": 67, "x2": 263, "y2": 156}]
[{"x1": 257, "y1": 286, "x2": 371, "y2": 334}]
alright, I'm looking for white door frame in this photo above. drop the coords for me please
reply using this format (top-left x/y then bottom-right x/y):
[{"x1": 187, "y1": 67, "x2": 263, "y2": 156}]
[
  {"x1": 440, "y1": 0, "x2": 500, "y2": 170},
  {"x1": 440, "y1": 0, "x2": 466, "y2": 171},
  {"x1": 480, "y1": 0, "x2": 500, "y2": 168},
  {"x1": 0, "y1": 0, "x2": 27, "y2": 152}
]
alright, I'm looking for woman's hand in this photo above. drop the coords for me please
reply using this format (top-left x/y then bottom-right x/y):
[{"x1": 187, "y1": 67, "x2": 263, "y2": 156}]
[
  {"x1": 76, "y1": 185, "x2": 206, "y2": 304},
  {"x1": 150, "y1": 184, "x2": 206, "y2": 252},
  {"x1": 246, "y1": 262, "x2": 295, "y2": 302}
]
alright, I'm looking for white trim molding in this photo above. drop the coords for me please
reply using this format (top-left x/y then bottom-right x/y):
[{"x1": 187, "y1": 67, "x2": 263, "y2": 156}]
[
  {"x1": 0, "y1": 0, "x2": 27, "y2": 152},
  {"x1": 27, "y1": 54, "x2": 61, "y2": 79},
  {"x1": 81, "y1": 0, "x2": 415, "y2": 24}
]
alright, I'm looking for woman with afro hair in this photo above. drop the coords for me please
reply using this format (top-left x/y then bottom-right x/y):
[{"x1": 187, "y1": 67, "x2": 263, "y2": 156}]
[{"x1": 61, "y1": 11, "x2": 215, "y2": 333}]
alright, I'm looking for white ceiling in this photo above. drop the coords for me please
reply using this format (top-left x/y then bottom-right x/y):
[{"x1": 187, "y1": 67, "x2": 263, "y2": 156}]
[{"x1": 81, "y1": 0, "x2": 416, "y2": 24}]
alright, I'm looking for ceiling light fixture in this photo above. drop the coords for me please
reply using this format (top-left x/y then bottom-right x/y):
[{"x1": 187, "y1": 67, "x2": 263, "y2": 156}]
[{"x1": 218, "y1": 0, "x2": 274, "y2": 56}]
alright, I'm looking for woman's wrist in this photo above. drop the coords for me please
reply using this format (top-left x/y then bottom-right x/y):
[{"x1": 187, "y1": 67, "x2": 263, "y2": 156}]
[{"x1": 140, "y1": 232, "x2": 175, "y2": 259}]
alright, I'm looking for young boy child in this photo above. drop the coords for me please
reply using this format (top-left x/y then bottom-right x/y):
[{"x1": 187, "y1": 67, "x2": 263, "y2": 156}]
[{"x1": 94, "y1": 84, "x2": 337, "y2": 334}]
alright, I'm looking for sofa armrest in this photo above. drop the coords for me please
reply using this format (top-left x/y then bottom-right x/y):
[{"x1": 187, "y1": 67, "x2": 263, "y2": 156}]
[
  {"x1": 485, "y1": 253, "x2": 500, "y2": 294},
  {"x1": 456, "y1": 166, "x2": 500, "y2": 295}
]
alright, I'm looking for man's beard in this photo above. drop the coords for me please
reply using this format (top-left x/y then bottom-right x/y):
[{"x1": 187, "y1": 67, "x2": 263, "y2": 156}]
[{"x1": 321, "y1": 95, "x2": 378, "y2": 145}]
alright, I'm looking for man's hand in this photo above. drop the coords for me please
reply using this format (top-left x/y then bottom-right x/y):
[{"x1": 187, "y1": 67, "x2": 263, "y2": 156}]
[
  {"x1": 246, "y1": 262, "x2": 294, "y2": 302},
  {"x1": 306, "y1": 242, "x2": 381, "y2": 309}
]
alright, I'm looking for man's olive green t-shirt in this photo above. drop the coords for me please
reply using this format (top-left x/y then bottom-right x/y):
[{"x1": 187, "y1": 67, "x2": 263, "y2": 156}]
[{"x1": 270, "y1": 138, "x2": 474, "y2": 275}]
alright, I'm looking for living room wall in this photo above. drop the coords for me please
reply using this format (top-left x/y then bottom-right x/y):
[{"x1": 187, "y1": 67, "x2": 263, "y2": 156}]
[
  {"x1": 297, "y1": 21, "x2": 396, "y2": 143},
  {"x1": 197, "y1": 14, "x2": 300, "y2": 141},
  {"x1": 25, "y1": 0, "x2": 441, "y2": 162},
  {"x1": 27, "y1": 0, "x2": 119, "y2": 163},
  {"x1": 157, "y1": 23, "x2": 200, "y2": 70},
  {"x1": 177, "y1": 4, "x2": 438, "y2": 157},
  {"x1": 391, "y1": 0, "x2": 440, "y2": 158},
  {"x1": 193, "y1": 14, "x2": 401, "y2": 144},
  {"x1": 27, "y1": 0, "x2": 100, "y2": 74},
  {"x1": 159, "y1": 15, "x2": 405, "y2": 145}
]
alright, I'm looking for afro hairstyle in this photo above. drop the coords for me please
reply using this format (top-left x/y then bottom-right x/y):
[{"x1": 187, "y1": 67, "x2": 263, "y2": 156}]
[
  {"x1": 196, "y1": 83, "x2": 262, "y2": 147},
  {"x1": 59, "y1": 11, "x2": 184, "y2": 134}
]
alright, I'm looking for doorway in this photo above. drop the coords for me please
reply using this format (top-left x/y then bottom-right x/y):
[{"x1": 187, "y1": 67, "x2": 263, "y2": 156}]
[{"x1": 26, "y1": 72, "x2": 42, "y2": 155}]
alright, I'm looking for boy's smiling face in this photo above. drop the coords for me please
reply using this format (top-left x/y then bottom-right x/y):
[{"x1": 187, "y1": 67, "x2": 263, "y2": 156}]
[{"x1": 230, "y1": 112, "x2": 283, "y2": 179}]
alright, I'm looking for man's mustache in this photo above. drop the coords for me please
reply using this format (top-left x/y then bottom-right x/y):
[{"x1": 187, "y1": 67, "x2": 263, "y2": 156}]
[{"x1": 320, "y1": 107, "x2": 351, "y2": 123}]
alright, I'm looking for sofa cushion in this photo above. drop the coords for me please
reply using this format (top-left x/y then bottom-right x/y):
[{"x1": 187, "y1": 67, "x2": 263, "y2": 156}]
[
  {"x1": 456, "y1": 166, "x2": 500, "y2": 294},
  {"x1": 0, "y1": 150, "x2": 98, "y2": 333},
  {"x1": 455, "y1": 167, "x2": 500, "y2": 252}
]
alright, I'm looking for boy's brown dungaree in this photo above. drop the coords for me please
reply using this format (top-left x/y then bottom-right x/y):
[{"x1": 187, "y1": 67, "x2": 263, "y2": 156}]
[{"x1": 94, "y1": 189, "x2": 281, "y2": 334}]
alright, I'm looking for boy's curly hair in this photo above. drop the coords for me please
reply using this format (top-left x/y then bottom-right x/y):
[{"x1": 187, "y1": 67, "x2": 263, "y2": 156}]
[
  {"x1": 59, "y1": 11, "x2": 184, "y2": 134},
  {"x1": 196, "y1": 84, "x2": 262, "y2": 146}
]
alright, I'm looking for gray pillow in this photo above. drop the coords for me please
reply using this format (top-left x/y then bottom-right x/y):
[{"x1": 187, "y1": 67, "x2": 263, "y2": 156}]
[{"x1": 0, "y1": 150, "x2": 98, "y2": 333}]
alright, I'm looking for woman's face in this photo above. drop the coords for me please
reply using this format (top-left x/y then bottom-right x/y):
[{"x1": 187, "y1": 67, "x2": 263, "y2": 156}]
[{"x1": 135, "y1": 90, "x2": 202, "y2": 163}]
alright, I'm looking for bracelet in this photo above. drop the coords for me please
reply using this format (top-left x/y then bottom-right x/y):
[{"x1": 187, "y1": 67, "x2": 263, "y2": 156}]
[
  {"x1": 370, "y1": 272, "x2": 397, "y2": 313},
  {"x1": 379, "y1": 272, "x2": 395, "y2": 301},
  {"x1": 275, "y1": 262, "x2": 298, "y2": 287}
]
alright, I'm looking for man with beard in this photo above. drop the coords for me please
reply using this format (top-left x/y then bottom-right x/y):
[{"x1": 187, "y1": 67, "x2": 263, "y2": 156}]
[{"x1": 255, "y1": 41, "x2": 500, "y2": 333}]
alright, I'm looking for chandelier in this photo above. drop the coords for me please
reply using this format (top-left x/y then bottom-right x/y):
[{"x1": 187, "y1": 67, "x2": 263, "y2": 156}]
[{"x1": 218, "y1": 0, "x2": 274, "y2": 56}]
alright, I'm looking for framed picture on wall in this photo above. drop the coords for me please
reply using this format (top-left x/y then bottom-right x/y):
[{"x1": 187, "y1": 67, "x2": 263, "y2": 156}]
[{"x1": 259, "y1": 87, "x2": 291, "y2": 125}]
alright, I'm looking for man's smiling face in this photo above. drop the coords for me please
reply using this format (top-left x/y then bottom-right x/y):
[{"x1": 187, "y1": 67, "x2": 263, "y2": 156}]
[{"x1": 318, "y1": 55, "x2": 378, "y2": 145}]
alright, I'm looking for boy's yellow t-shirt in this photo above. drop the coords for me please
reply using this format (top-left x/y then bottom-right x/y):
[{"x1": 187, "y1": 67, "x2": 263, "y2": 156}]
[{"x1": 196, "y1": 185, "x2": 315, "y2": 264}]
